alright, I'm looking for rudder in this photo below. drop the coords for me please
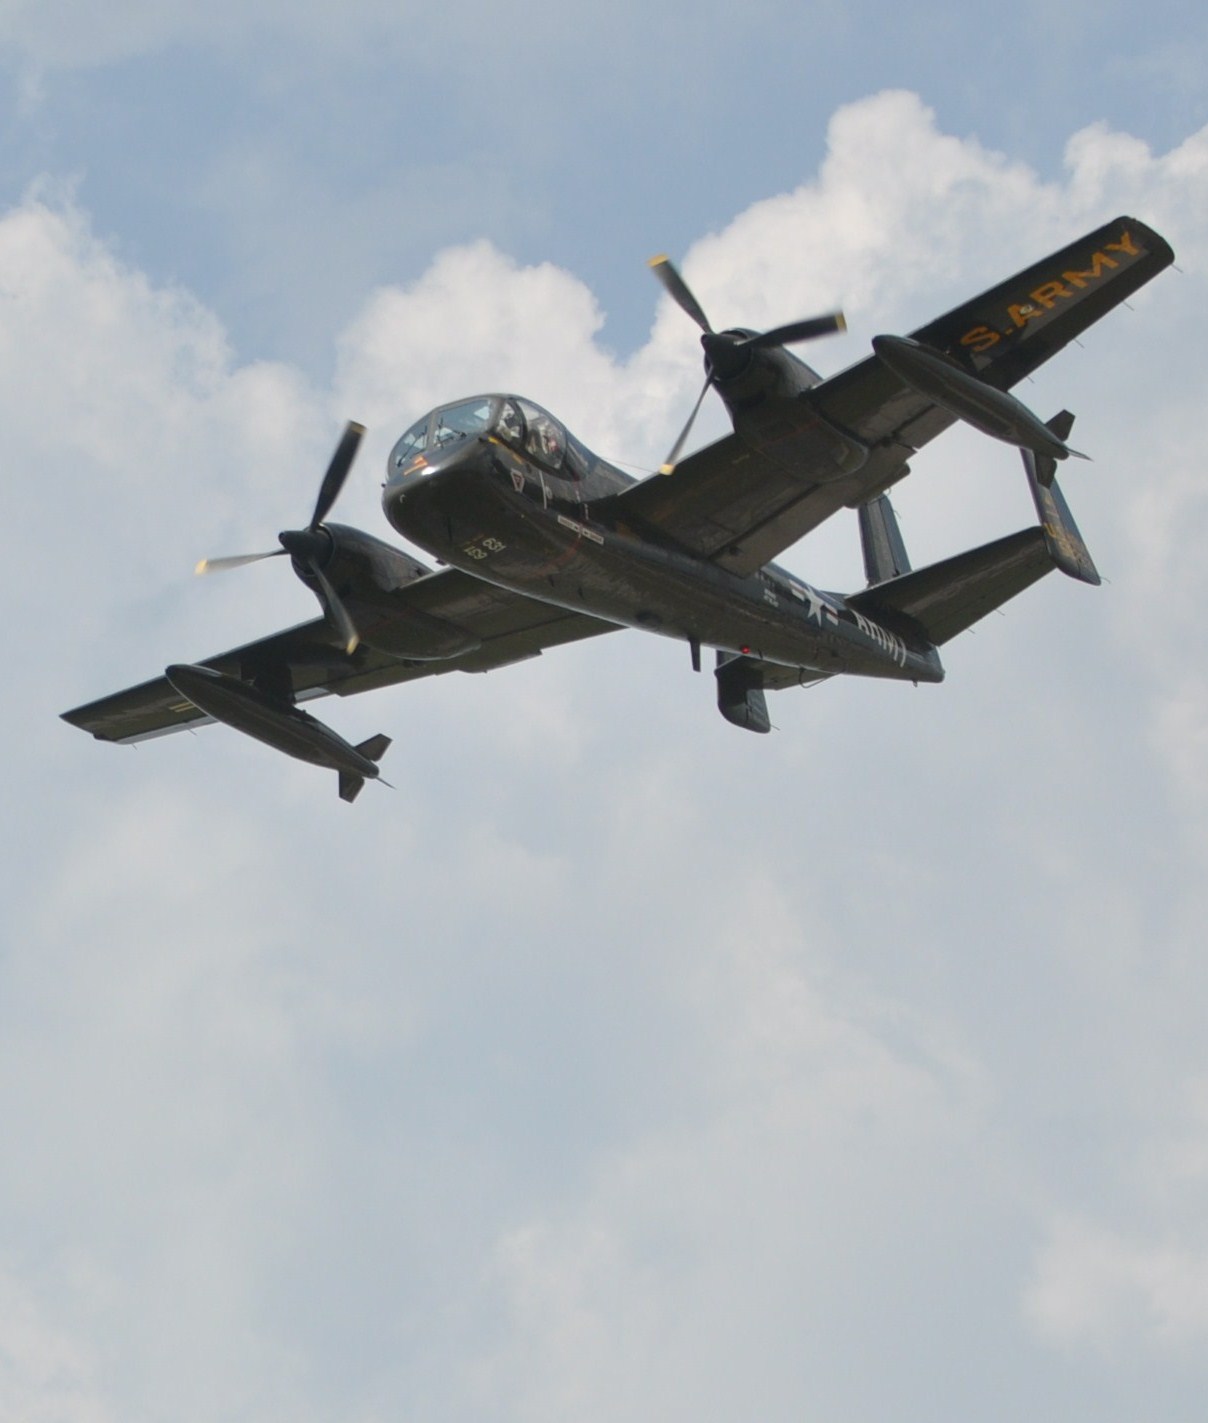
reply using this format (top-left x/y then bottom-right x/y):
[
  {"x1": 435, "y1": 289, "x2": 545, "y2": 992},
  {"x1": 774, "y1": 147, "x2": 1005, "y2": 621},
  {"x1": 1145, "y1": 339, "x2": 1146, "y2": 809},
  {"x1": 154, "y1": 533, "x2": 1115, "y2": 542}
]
[
  {"x1": 858, "y1": 493, "x2": 912, "y2": 585},
  {"x1": 1022, "y1": 412, "x2": 1100, "y2": 586}
]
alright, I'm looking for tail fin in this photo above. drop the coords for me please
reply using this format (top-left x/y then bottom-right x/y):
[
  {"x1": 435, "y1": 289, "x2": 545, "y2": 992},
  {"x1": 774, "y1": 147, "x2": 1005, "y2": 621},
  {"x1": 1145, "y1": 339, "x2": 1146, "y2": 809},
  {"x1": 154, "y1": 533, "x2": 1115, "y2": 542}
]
[
  {"x1": 715, "y1": 652, "x2": 771, "y2": 733},
  {"x1": 1023, "y1": 413, "x2": 1100, "y2": 586},
  {"x1": 355, "y1": 733, "x2": 391, "y2": 763},
  {"x1": 848, "y1": 407, "x2": 1099, "y2": 643},
  {"x1": 1029, "y1": 409, "x2": 1075, "y2": 487},
  {"x1": 339, "y1": 771, "x2": 366, "y2": 803},
  {"x1": 858, "y1": 493, "x2": 911, "y2": 584},
  {"x1": 337, "y1": 734, "x2": 392, "y2": 803}
]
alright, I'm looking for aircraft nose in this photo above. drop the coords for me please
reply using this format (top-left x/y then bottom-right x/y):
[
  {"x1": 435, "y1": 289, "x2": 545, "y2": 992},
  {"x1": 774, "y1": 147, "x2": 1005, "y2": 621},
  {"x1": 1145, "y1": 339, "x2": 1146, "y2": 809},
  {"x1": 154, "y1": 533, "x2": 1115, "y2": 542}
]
[
  {"x1": 382, "y1": 434, "x2": 495, "y2": 534},
  {"x1": 385, "y1": 434, "x2": 492, "y2": 496},
  {"x1": 388, "y1": 434, "x2": 477, "y2": 484}
]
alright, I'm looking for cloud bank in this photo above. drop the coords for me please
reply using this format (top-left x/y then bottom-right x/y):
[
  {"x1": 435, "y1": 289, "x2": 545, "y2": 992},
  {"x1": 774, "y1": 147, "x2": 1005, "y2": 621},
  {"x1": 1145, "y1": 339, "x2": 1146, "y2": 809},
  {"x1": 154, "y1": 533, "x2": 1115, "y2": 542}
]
[{"x1": 3, "y1": 93, "x2": 1208, "y2": 1422}]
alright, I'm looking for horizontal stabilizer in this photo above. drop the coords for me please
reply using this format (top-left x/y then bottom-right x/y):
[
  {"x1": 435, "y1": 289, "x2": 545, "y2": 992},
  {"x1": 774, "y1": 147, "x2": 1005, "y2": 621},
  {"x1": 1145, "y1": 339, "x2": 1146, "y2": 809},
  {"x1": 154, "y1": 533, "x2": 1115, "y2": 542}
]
[{"x1": 848, "y1": 527, "x2": 1054, "y2": 646}]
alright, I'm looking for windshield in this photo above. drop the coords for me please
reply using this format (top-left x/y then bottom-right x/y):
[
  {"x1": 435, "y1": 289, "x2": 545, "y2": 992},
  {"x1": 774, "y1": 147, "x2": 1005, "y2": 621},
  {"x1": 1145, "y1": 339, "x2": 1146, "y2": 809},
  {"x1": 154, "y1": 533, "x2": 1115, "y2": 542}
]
[
  {"x1": 432, "y1": 397, "x2": 494, "y2": 448},
  {"x1": 389, "y1": 397, "x2": 497, "y2": 478},
  {"x1": 391, "y1": 415, "x2": 430, "y2": 471}
]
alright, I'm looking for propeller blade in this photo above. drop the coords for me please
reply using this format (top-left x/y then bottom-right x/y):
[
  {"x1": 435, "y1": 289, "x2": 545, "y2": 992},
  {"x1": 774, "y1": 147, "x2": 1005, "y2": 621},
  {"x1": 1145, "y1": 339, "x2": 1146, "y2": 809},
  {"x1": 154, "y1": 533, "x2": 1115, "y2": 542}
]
[
  {"x1": 659, "y1": 373, "x2": 714, "y2": 475},
  {"x1": 309, "y1": 559, "x2": 360, "y2": 655},
  {"x1": 310, "y1": 420, "x2": 366, "y2": 530},
  {"x1": 195, "y1": 549, "x2": 285, "y2": 575},
  {"x1": 648, "y1": 254, "x2": 714, "y2": 334},
  {"x1": 195, "y1": 422, "x2": 365, "y2": 656},
  {"x1": 742, "y1": 312, "x2": 847, "y2": 349}
]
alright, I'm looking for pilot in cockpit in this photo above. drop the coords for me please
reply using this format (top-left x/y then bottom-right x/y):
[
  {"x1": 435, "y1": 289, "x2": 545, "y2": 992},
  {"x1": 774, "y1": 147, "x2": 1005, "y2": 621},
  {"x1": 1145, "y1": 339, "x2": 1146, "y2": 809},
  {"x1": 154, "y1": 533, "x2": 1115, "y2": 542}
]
[{"x1": 526, "y1": 412, "x2": 562, "y2": 466}]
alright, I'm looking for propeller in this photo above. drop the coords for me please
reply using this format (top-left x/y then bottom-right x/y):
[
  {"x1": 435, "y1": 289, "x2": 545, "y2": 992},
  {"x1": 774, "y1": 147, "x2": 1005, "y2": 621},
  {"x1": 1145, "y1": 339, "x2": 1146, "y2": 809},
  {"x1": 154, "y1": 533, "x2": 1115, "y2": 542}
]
[
  {"x1": 196, "y1": 421, "x2": 366, "y2": 654},
  {"x1": 649, "y1": 254, "x2": 845, "y2": 472}
]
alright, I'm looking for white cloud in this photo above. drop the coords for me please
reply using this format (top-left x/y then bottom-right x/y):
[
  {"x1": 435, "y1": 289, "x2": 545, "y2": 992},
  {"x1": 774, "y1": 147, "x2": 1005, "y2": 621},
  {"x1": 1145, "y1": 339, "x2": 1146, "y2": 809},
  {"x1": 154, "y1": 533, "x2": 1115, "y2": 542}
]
[
  {"x1": 335, "y1": 240, "x2": 621, "y2": 452},
  {"x1": 1027, "y1": 1080, "x2": 1208, "y2": 1354},
  {"x1": 469, "y1": 887, "x2": 989, "y2": 1423},
  {"x1": 1028, "y1": 1222, "x2": 1208, "y2": 1351},
  {"x1": 3, "y1": 94, "x2": 1208, "y2": 1423},
  {"x1": 0, "y1": 1271, "x2": 111, "y2": 1423}
]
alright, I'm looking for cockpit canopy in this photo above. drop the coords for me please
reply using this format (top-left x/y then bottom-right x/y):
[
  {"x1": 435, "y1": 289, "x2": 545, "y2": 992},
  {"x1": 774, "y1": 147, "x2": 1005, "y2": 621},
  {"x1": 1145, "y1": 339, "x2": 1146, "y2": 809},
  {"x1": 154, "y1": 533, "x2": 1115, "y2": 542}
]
[{"x1": 388, "y1": 395, "x2": 589, "y2": 481}]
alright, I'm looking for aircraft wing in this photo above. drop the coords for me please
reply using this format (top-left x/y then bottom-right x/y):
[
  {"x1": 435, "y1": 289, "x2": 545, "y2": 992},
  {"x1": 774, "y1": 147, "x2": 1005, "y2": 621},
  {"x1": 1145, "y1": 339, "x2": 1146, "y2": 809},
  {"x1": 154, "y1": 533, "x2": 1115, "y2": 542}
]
[
  {"x1": 612, "y1": 216, "x2": 1174, "y2": 576},
  {"x1": 63, "y1": 568, "x2": 618, "y2": 745}
]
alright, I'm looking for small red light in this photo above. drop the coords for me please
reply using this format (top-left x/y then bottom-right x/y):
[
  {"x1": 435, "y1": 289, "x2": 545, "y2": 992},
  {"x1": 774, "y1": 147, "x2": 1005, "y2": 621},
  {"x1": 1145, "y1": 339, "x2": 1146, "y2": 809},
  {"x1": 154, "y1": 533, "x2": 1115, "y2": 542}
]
[{"x1": 741, "y1": 645, "x2": 751, "y2": 655}]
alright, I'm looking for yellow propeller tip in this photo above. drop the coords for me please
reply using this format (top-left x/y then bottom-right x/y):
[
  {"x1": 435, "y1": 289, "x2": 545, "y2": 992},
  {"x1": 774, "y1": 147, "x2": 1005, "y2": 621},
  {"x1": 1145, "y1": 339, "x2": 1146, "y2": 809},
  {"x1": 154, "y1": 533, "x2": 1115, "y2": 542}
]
[
  {"x1": 348, "y1": 421, "x2": 366, "y2": 436},
  {"x1": 648, "y1": 254, "x2": 670, "y2": 268},
  {"x1": 836, "y1": 312, "x2": 848, "y2": 332},
  {"x1": 194, "y1": 559, "x2": 209, "y2": 575},
  {"x1": 658, "y1": 462, "x2": 677, "y2": 476}
]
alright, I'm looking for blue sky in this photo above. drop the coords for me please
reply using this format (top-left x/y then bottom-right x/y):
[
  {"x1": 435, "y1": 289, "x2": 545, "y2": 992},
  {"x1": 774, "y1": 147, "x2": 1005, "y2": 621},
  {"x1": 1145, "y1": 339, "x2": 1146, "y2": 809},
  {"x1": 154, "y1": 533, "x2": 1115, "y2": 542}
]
[
  {"x1": 5, "y1": 0, "x2": 1204, "y2": 365},
  {"x1": 3, "y1": 5, "x2": 1208, "y2": 1422}
]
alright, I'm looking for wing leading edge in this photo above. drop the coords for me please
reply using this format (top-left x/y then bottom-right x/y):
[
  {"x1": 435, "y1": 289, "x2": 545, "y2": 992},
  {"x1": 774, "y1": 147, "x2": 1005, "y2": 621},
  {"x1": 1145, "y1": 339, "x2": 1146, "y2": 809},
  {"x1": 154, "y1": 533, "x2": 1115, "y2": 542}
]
[
  {"x1": 63, "y1": 568, "x2": 618, "y2": 745},
  {"x1": 611, "y1": 217, "x2": 1173, "y2": 575}
]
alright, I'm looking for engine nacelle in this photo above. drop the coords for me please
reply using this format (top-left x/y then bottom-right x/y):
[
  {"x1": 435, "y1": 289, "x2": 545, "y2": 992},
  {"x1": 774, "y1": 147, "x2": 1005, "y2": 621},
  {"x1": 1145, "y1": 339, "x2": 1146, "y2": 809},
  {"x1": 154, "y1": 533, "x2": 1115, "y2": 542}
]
[
  {"x1": 707, "y1": 331, "x2": 823, "y2": 411},
  {"x1": 301, "y1": 521, "x2": 431, "y2": 593},
  {"x1": 293, "y1": 522, "x2": 481, "y2": 661},
  {"x1": 702, "y1": 343, "x2": 866, "y2": 483}
]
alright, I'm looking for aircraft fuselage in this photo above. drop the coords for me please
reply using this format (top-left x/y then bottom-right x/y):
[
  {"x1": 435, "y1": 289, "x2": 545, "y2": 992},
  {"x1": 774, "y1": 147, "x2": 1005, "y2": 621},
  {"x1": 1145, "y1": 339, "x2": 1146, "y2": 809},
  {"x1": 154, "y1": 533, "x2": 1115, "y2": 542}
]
[{"x1": 383, "y1": 428, "x2": 942, "y2": 685}]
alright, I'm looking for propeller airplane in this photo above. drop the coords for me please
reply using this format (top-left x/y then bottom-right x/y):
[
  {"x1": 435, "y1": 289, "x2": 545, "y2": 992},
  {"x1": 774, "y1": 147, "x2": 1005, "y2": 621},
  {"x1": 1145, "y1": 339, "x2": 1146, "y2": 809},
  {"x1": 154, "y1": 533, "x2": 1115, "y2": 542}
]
[{"x1": 63, "y1": 216, "x2": 1173, "y2": 801}]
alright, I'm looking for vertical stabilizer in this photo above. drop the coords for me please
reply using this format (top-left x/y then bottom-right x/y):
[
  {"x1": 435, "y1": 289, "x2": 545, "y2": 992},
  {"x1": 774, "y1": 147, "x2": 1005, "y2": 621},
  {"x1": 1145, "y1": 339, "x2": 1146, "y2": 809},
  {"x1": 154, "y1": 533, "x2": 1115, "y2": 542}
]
[
  {"x1": 715, "y1": 653, "x2": 771, "y2": 733},
  {"x1": 1023, "y1": 413, "x2": 1100, "y2": 586},
  {"x1": 338, "y1": 771, "x2": 365, "y2": 803},
  {"x1": 355, "y1": 733, "x2": 392, "y2": 763},
  {"x1": 859, "y1": 493, "x2": 912, "y2": 586},
  {"x1": 1029, "y1": 409, "x2": 1074, "y2": 488},
  {"x1": 338, "y1": 734, "x2": 391, "y2": 801}
]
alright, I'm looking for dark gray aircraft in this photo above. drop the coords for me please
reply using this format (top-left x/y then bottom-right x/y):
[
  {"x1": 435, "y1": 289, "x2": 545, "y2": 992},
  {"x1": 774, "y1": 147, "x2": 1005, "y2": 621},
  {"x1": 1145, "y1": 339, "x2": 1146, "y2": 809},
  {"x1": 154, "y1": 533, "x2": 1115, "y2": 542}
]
[{"x1": 63, "y1": 216, "x2": 1173, "y2": 800}]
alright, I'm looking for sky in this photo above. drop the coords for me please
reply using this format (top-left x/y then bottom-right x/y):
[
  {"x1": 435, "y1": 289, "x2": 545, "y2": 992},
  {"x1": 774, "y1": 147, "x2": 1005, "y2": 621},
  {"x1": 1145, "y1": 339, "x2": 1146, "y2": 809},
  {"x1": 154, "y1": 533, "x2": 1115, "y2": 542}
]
[{"x1": 2, "y1": 4, "x2": 1208, "y2": 1421}]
